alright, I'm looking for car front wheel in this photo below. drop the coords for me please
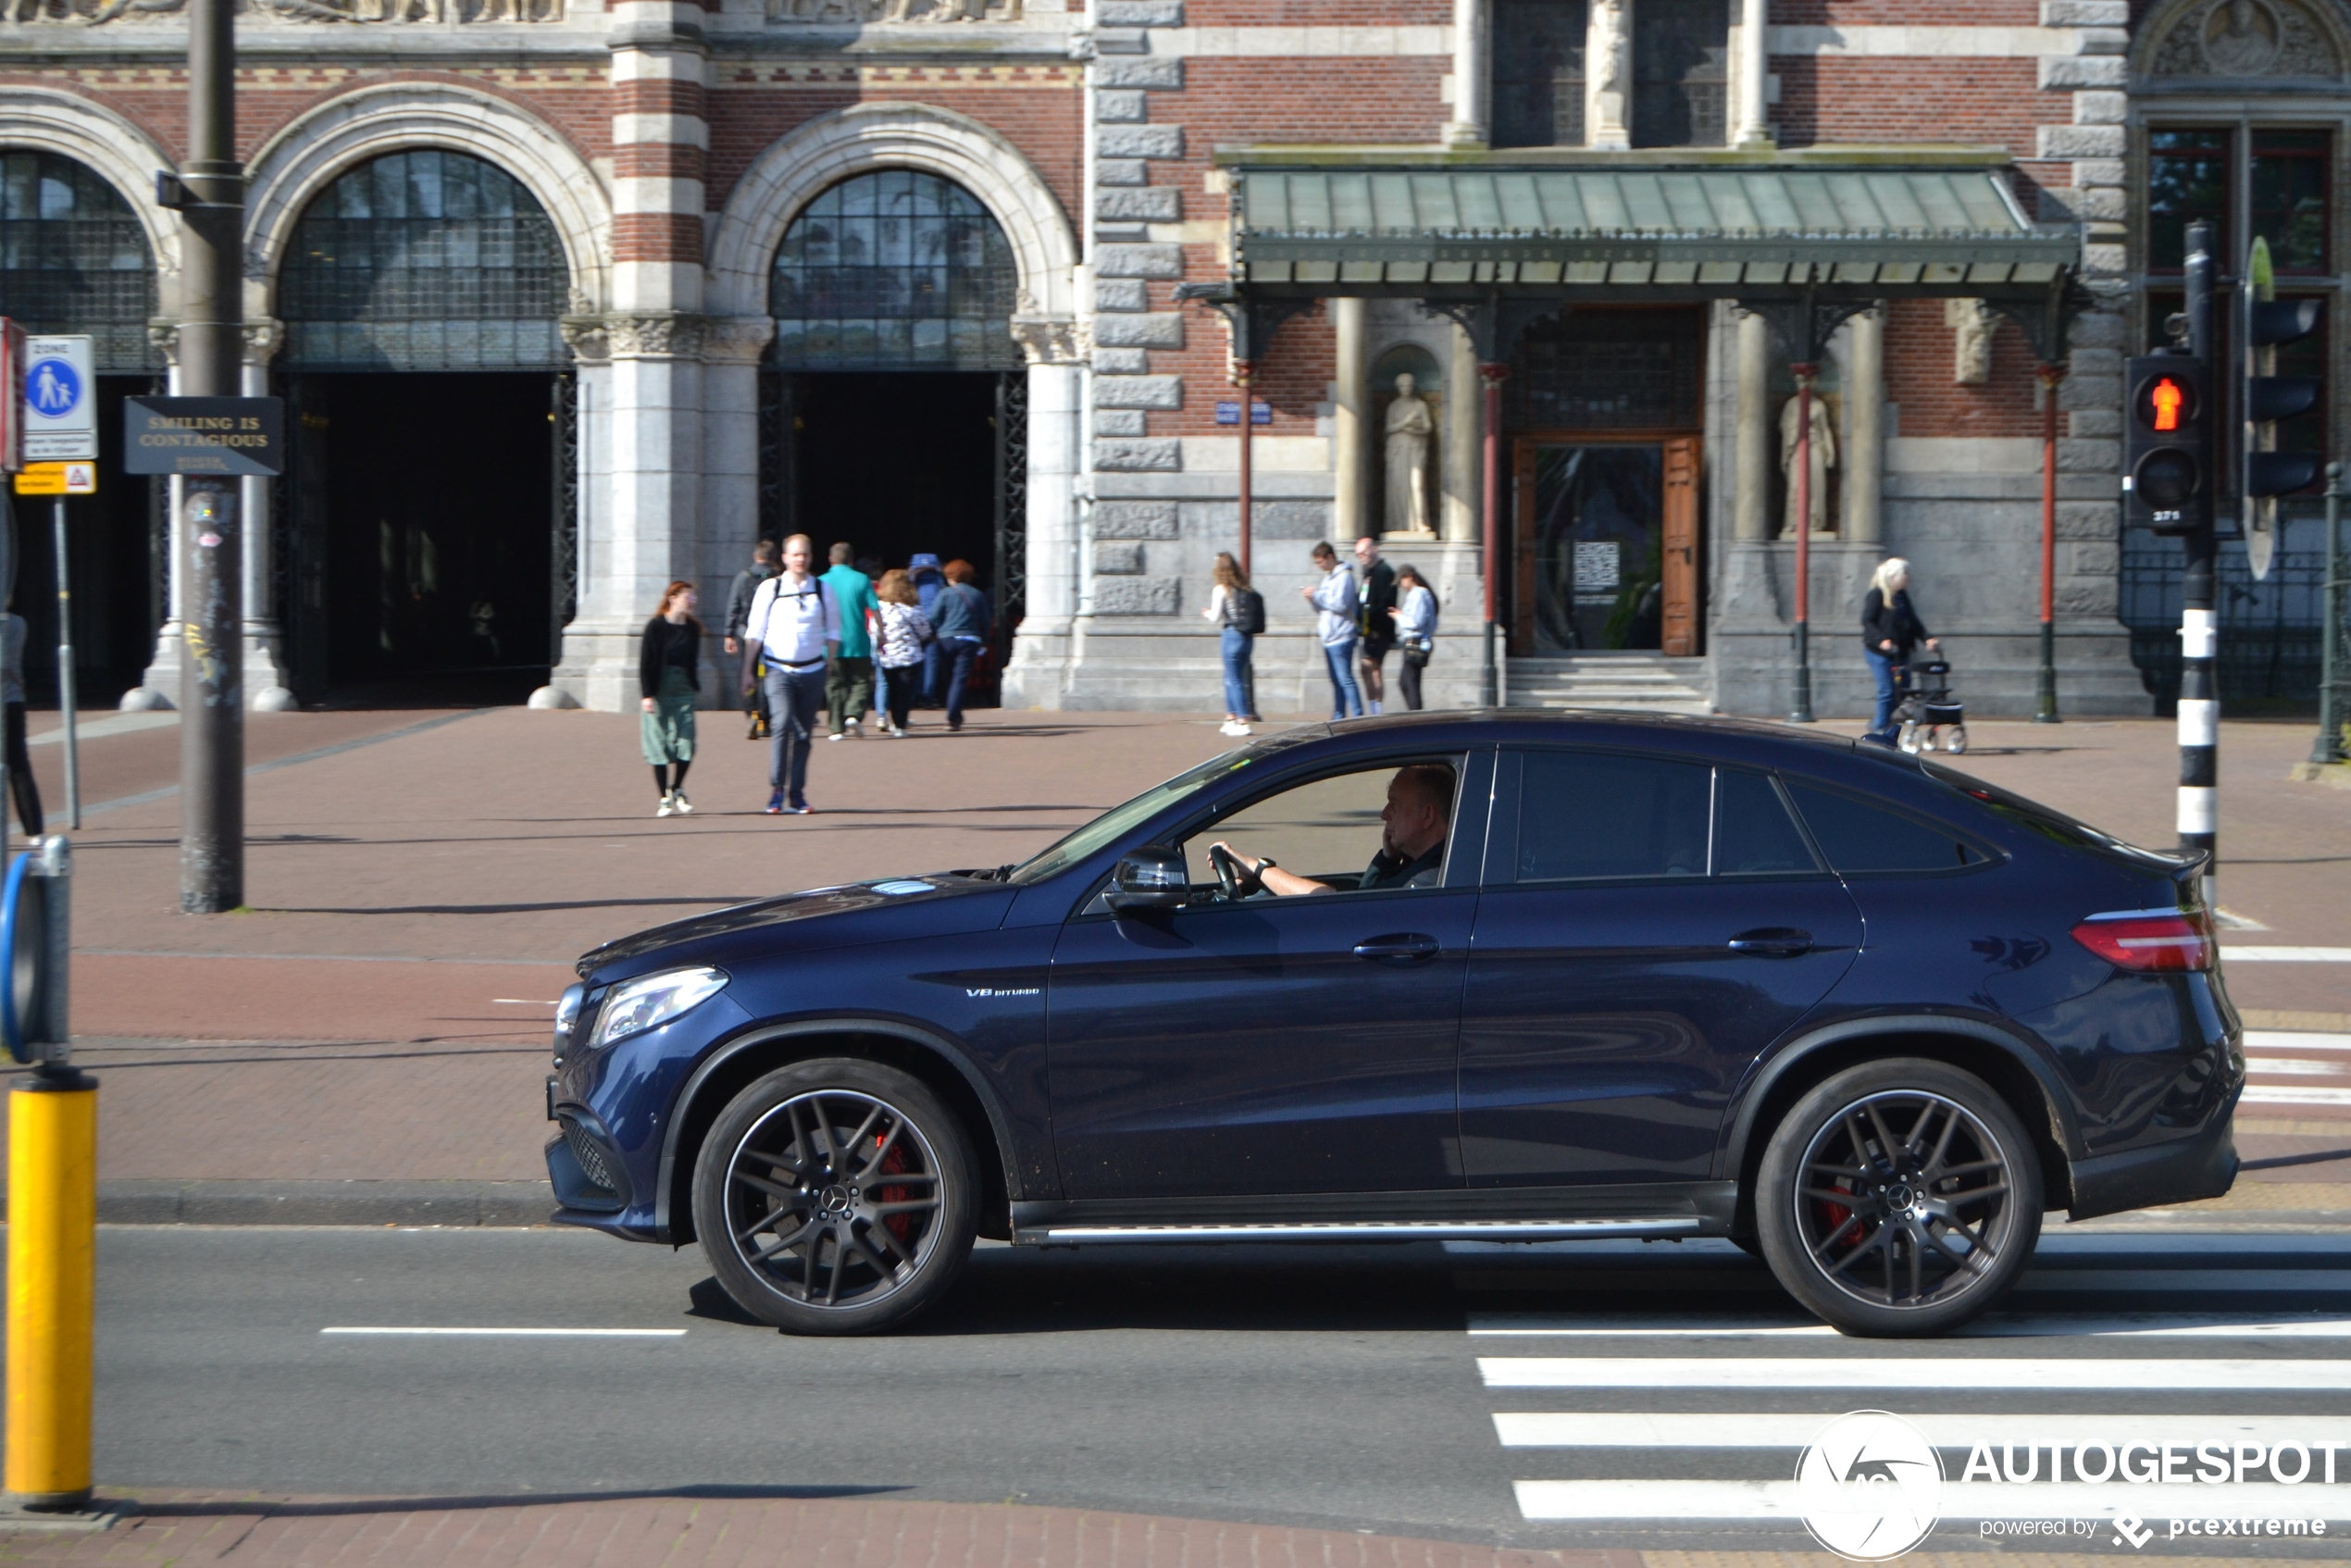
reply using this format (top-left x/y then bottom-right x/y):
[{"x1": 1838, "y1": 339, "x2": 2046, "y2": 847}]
[
  {"x1": 694, "y1": 1058, "x2": 976, "y2": 1335},
  {"x1": 1756, "y1": 1058, "x2": 2042, "y2": 1338}
]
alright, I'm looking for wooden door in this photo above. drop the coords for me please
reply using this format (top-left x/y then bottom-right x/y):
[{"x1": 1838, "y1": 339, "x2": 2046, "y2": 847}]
[{"x1": 1661, "y1": 435, "x2": 1699, "y2": 656}]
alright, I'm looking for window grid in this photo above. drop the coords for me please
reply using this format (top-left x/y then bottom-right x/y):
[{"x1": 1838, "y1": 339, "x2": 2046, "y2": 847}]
[
  {"x1": 769, "y1": 169, "x2": 1020, "y2": 372},
  {"x1": 0, "y1": 151, "x2": 160, "y2": 373}
]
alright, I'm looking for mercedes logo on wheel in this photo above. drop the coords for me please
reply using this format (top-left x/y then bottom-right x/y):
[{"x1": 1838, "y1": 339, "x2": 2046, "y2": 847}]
[{"x1": 1796, "y1": 1411, "x2": 1944, "y2": 1562}]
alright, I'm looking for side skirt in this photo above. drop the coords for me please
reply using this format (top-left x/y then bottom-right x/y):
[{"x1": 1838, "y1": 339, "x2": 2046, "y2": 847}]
[{"x1": 1010, "y1": 1181, "x2": 1736, "y2": 1246}]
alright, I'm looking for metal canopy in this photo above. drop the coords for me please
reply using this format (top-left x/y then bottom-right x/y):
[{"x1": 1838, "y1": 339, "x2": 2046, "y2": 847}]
[{"x1": 1229, "y1": 165, "x2": 2075, "y2": 302}]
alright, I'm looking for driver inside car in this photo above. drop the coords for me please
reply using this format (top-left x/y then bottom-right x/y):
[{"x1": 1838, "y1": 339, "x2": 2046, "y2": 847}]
[{"x1": 1210, "y1": 764, "x2": 1453, "y2": 897}]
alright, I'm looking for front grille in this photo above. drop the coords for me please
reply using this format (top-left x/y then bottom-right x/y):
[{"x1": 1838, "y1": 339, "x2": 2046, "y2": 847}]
[
  {"x1": 555, "y1": 1114, "x2": 632, "y2": 1209},
  {"x1": 566, "y1": 1125, "x2": 616, "y2": 1193}
]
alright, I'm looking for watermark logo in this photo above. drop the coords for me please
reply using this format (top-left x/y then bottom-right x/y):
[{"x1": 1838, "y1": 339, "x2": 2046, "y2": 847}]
[
  {"x1": 2113, "y1": 1514, "x2": 2154, "y2": 1549},
  {"x1": 1797, "y1": 1411, "x2": 1945, "y2": 1562}
]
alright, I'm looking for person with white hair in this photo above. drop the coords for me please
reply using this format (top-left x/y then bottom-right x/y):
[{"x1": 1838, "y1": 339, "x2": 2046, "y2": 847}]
[{"x1": 1860, "y1": 557, "x2": 1939, "y2": 745}]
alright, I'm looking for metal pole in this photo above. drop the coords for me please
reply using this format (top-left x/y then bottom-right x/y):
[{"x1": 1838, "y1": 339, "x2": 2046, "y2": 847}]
[
  {"x1": 49, "y1": 500, "x2": 76, "y2": 828},
  {"x1": 1234, "y1": 362, "x2": 1252, "y2": 579},
  {"x1": 1788, "y1": 364, "x2": 1816, "y2": 723},
  {"x1": 2035, "y1": 363, "x2": 2064, "y2": 724},
  {"x1": 2179, "y1": 218, "x2": 2219, "y2": 906},
  {"x1": 4, "y1": 1064, "x2": 96, "y2": 1513},
  {"x1": 178, "y1": 0, "x2": 244, "y2": 914},
  {"x1": 2314, "y1": 460, "x2": 2345, "y2": 766},
  {"x1": 1480, "y1": 363, "x2": 1505, "y2": 709}
]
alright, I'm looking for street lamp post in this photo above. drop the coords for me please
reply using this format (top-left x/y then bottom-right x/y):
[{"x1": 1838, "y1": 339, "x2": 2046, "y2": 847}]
[
  {"x1": 2035, "y1": 362, "x2": 2065, "y2": 724},
  {"x1": 1788, "y1": 362, "x2": 1817, "y2": 724},
  {"x1": 177, "y1": 0, "x2": 246, "y2": 914},
  {"x1": 1479, "y1": 362, "x2": 1506, "y2": 709},
  {"x1": 2316, "y1": 461, "x2": 2346, "y2": 767}
]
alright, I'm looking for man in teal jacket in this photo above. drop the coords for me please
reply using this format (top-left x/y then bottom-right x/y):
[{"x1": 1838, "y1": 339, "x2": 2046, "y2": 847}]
[{"x1": 821, "y1": 541, "x2": 878, "y2": 739}]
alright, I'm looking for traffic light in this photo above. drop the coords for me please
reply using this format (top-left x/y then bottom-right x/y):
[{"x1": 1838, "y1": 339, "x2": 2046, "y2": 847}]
[
  {"x1": 2243, "y1": 295, "x2": 2322, "y2": 500},
  {"x1": 2124, "y1": 355, "x2": 2211, "y2": 536}
]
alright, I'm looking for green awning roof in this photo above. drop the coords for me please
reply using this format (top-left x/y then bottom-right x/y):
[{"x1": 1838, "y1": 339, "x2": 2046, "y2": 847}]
[{"x1": 1232, "y1": 167, "x2": 2076, "y2": 291}]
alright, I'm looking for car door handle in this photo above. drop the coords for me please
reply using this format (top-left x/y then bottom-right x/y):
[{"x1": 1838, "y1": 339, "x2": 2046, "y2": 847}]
[
  {"x1": 1728, "y1": 927, "x2": 1814, "y2": 958},
  {"x1": 1353, "y1": 934, "x2": 1441, "y2": 964}
]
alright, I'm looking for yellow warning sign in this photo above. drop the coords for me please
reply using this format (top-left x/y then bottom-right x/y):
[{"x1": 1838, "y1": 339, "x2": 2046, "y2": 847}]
[{"x1": 12, "y1": 462, "x2": 95, "y2": 495}]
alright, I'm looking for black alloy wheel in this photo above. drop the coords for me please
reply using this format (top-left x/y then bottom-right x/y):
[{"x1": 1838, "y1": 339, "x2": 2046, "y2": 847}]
[
  {"x1": 1756, "y1": 1058, "x2": 2042, "y2": 1337},
  {"x1": 695, "y1": 1058, "x2": 976, "y2": 1335}
]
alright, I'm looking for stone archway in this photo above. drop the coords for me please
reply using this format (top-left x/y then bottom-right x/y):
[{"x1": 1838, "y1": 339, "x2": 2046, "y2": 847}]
[{"x1": 0, "y1": 88, "x2": 180, "y2": 297}]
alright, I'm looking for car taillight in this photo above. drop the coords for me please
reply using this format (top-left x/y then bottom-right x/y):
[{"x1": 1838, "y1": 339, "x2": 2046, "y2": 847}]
[{"x1": 2071, "y1": 910, "x2": 2214, "y2": 973}]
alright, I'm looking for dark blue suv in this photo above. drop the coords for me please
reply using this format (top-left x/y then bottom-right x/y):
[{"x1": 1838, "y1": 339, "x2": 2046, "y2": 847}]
[{"x1": 545, "y1": 713, "x2": 2241, "y2": 1337}]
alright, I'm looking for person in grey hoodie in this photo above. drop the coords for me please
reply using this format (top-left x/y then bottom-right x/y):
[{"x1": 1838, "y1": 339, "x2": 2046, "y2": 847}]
[{"x1": 1301, "y1": 541, "x2": 1362, "y2": 720}]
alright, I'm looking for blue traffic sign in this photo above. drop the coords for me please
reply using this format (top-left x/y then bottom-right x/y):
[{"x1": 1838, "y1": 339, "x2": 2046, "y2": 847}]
[{"x1": 25, "y1": 358, "x2": 81, "y2": 418}]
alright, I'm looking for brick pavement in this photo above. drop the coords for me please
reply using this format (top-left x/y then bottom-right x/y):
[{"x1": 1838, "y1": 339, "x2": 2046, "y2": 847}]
[{"x1": 1, "y1": 706, "x2": 2344, "y2": 1211}]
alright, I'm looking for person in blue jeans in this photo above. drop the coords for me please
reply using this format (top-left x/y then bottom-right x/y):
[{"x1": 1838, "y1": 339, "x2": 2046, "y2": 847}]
[
  {"x1": 1860, "y1": 555, "x2": 1938, "y2": 744},
  {"x1": 931, "y1": 558, "x2": 993, "y2": 731},
  {"x1": 1302, "y1": 541, "x2": 1362, "y2": 720},
  {"x1": 908, "y1": 553, "x2": 947, "y2": 706},
  {"x1": 1200, "y1": 551, "x2": 1256, "y2": 736},
  {"x1": 740, "y1": 534, "x2": 839, "y2": 813}
]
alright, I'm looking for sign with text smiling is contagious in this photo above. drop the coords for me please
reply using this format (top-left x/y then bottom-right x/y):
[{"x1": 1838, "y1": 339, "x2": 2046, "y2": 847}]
[{"x1": 123, "y1": 396, "x2": 284, "y2": 477}]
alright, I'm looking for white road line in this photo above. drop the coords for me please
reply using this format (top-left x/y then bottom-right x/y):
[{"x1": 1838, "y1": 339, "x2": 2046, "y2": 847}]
[
  {"x1": 1469, "y1": 1313, "x2": 2351, "y2": 1338},
  {"x1": 1512, "y1": 1480, "x2": 2344, "y2": 1522},
  {"x1": 2023, "y1": 1270, "x2": 2351, "y2": 1292},
  {"x1": 2246, "y1": 1060, "x2": 2349, "y2": 1076},
  {"x1": 2226, "y1": 947, "x2": 2351, "y2": 962},
  {"x1": 1493, "y1": 1412, "x2": 2351, "y2": 1447},
  {"x1": 2244, "y1": 1086, "x2": 2351, "y2": 1106},
  {"x1": 321, "y1": 1326, "x2": 686, "y2": 1338},
  {"x1": 2248, "y1": 1032, "x2": 2351, "y2": 1052},
  {"x1": 1477, "y1": 1357, "x2": 2351, "y2": 1389}
]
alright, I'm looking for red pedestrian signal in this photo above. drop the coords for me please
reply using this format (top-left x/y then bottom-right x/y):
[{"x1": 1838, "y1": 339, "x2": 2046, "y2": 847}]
[
  {"x1": 2134, "y1": 372, "x2": 2196, "y2": 431},
  {"x1": 2150, "y1": 377, "x2": 2183, "y2": 431}
]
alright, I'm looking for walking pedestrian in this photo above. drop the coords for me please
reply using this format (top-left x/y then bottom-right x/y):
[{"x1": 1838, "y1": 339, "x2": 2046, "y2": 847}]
[
  {"x1": 740, "y1": 534, "x2": 839, "y2": 815},
  {"x1": 1200, "y1": 551, "x2": 1261, "y2": 736},
  {"x1": 932, "y1": 559, "x2": 993, "y2": 732},
  {"x1": 1389, "y1": 564, "x2": 1438, "y2": 712},
  {"x1": 639, "y1": 580, "x2": 703, "y2": 817},
  {"x1": 726, "y1": 539, "x2": 779, "y2": 740},
  {"x1": 1860, "y1": 556, "x2": 1939, "y2": 745},
  {"x1": 1302, "y1": 541, "x2": 1363, "y2": 720},
  {"x1": 1353, "y1": 535, "x2": 1398, "y2": 715},
  {"x1": 821, "y1": 541, "x2": 877, "y2": 740},
  {"x1": 908, "y1": 553, "x2": 947, "y2": 706},
  {"x1": 873, "y1": 568, "x2": 936, "y2": 737},
  {"x1": 3, "y1": 606, "x2": 42, "y2": 838}
]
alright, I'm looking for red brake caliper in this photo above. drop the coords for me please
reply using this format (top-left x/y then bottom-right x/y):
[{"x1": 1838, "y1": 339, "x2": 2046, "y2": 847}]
[{"x1": 877, "y1": 1132, "x2": 914, "y2": 1246}]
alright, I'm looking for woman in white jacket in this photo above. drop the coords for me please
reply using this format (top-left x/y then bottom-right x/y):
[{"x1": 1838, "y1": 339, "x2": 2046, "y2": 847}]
[{"x1": 1388, "y1": 565, "x2": 1437, "y2": 711}]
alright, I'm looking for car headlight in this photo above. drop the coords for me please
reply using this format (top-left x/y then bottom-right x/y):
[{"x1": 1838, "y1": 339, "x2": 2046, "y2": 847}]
[{"x1": 591, "y1": 966, "x2": 728, "y2": 1048}]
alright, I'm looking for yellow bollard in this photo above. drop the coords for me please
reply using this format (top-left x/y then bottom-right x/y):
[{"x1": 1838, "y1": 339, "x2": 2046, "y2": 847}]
[{"x1": 6, "y1": 1068, "x2": 97, "y2": 1511}]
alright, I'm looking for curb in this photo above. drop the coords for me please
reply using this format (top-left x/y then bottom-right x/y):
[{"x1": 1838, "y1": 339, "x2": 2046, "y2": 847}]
[{"x1": 86, "y1": 1179, "x2": 555, "y2": 1227}]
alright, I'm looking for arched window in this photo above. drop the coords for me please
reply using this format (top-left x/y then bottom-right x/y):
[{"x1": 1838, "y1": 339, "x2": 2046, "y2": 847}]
[
  {"x1": 0, "y1": 151, "x2": 158, "y2": 372},
  {"x1": 280, "y1": 150, "x2": 567, "y2": 371},
  {"x1": 769, "y1": 169, "x2": 1020, "y2": 371}
]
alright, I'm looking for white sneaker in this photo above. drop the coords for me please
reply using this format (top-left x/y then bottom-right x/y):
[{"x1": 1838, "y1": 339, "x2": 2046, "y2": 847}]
[
  {"x1": 827, "y1": 731, "x2": 845, "y2": 741},
  {"x1": 1228, "y1": 722, "x2": 1252, "y2": 736},
  {"x1": 670, "y1": 791, "x2": 692, "y2": 815},
  {"x1": 845, "y1": 717, "x2": 862, "y2": 737},
  {"x1": 656, "y1": 793, "x2": 677, "y2": 817},
  {"x1": 1368, "y1": 700, "x2": 1385, "y2": 716}
]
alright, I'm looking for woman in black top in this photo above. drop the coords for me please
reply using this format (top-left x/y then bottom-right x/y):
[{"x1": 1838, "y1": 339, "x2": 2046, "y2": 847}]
[
  {"x1": 1860, "y1": 557, "x2": 1938, "y2": 743},
  {"x1": 641, "y1": 580, "x2": 703, "y2": 815}
]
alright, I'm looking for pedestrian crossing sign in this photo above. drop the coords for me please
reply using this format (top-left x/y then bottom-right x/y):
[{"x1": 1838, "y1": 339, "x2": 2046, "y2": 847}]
[{"x1": 12, "y1": 461, "x2": 96, "y2": 496}]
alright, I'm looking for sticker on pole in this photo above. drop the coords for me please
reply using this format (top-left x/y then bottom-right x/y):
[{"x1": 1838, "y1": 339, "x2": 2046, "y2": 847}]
[
  {"x1": 12, "y1": 462, "x2": 96, "y2": 496},
  {"x1": 22, "y1": 335, "x2": 96, "y2": 463}
]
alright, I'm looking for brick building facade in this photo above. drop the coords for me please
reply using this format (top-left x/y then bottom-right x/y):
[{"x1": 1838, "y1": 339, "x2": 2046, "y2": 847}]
[{"x1": 0, "y1": 0, "x2": 2336, "y2": 718}]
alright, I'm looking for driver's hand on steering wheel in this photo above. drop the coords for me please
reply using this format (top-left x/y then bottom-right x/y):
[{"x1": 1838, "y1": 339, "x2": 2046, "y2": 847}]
[{"x1": 1208, "y1": 840, "x2": 1263, "y2": 896}]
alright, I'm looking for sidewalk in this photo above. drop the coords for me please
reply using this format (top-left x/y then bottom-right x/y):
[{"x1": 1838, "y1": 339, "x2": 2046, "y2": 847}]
[{"x1": 1, "y1": 706, "x2": 2343, "y2": 1225}]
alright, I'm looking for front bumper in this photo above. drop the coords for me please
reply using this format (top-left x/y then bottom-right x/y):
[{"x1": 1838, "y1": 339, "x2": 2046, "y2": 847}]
[{"x1": 2067, "y1": 1089, "x2": 2241, "y2": 1221}]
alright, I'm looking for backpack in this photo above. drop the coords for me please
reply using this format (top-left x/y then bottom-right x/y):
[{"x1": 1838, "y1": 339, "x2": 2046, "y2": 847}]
[{"x1": 1231, "y1": 587, "x2": 1266, "y2": 635}]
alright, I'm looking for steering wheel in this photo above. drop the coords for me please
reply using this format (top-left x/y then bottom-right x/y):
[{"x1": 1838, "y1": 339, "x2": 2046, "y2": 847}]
[{"x1": 1207, "y1": 842, "x2": 1245, "y2": 902}]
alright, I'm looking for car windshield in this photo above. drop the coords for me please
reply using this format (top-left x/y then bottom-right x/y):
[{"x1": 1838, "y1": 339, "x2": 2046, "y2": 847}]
[{"x1": 1006, "y1": 750, "x2": 1265, "y2": 886}]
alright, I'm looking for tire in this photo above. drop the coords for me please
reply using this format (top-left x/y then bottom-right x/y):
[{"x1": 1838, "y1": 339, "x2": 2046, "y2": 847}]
[
  {"x1": 1755, "y1": 1058, "x2": 2042, "y2": 1338},
  {"x1": 693, "y1": 1057, "x2": 977, "y2": 1335},
  {"x1": 1946, "y1": 725, "x2": 1969, "y2": 755},
  {"x1": 1897, "y1": 722, "x2": 1922, "y2": 754}
]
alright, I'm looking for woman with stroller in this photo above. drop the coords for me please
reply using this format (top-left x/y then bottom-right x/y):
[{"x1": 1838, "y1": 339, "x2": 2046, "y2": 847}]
[
  {"x1": 873, "y1": 567, "x2": 935, "y2": 737},
  {"x1": 1860, "y1": 557, "x2": 1938, "y2": 746}
]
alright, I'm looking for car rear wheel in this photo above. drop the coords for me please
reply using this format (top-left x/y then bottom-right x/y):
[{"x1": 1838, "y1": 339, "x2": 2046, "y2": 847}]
[
  {"x1": 1756, "y1": 1058, "x2": 2041, "y2": 1338},
  {"x1": 694, "y1": 1058, "x2": 976, "y2": 1335}
]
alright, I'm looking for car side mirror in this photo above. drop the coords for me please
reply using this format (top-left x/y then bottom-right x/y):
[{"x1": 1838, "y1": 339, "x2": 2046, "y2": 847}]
[{"x1": 1108, "y1": 844, "x2": 1189, "y2": 912}]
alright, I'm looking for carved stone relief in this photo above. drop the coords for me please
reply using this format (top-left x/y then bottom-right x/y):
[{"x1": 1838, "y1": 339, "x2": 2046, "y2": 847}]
[
  {"x1": 1945, "y1": 298, "x2": 1994, "y2": 386},
  {"x1": 765, "y1": 0, "x2": 1022, "y2": 21},
  {"x1": 2150, "y1": 0, "x2": 2341, "y2": 77},
  {"x1": 7, "y1": 0, "x2": 561, "y2": 23}
]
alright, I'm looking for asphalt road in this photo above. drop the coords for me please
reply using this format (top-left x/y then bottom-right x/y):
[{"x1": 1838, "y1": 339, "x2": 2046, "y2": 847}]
[{"x1": 80, "y1": 1225, "x2": 2351, "y2": 1556}]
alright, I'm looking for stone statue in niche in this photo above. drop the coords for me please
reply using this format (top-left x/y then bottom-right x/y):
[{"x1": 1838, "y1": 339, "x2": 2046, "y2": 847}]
[
  {"x1": 1384, "y1": 374, "x2": 1437, "y2": 538},
  {"x1": 2150, "y1": 0, "x2": 2339, "y2": 77},
  {"x1": 1946, "y1": 298, "x2": 1994, "y2": 385},
  {"x1": 1779, "y1": 392, "x2": 1837, "y2": 536},
  {"x1": 1586, "y1": 0, "x2": 1632, "y2": 147}
]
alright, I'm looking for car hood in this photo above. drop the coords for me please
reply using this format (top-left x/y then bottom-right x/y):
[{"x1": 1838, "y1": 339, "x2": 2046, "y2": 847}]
[{"x1": 577, "y1": 872, "x2": 1015, "y2": 979}]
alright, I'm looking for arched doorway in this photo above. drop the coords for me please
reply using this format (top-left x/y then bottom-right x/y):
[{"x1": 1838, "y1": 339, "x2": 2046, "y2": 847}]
[
  {"x1": 762, "y1": 168, "x2": 1026, "y2": 694},
  {"x1": 0, "y1": 149, "x2": 164, "y2": 705},
  {"x1": 277, "y1": 148, "x2": 572, "y2": 703}
]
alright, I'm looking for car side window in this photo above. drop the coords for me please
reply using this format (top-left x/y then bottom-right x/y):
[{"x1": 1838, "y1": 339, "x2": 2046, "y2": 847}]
[
  {"x1": 1783, "y1": 780, "x2": 1988, "y2": 876},
  {"x1": 1178, "y1": 758, "x2": 1460, "y2": 896},
  {"x1": 1714, "y1": 769, "x2": 1821, "y2": 877},
  {"x1": 1516, "y1": 751, "x2": 1711, "y2": 882}
]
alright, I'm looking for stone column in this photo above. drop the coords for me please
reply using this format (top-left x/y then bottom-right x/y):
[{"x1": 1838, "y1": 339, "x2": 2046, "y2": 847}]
[
  {"x1": 1586, "y1": 0, "x2": 1634, "y2": 152},
  {"x1": 1444, "y1": 0, "x2": 1489, "y2": 148},
  {"x1": 236, "y1": 318, "x2": 295, "y2": 711},
  {"x1": 1842, "y1": 305, "x2": 1885, "y2": 545},
  {"x1": 1003, "y1": 315, "x2": 1086, "y2": 709},
  {"x1": 1733, "y1": 0, "x2": 1773, "y2": 148},
  {"x1": 1734, "y1": 311, "x2": 1772, "y2": 541},
  {"x1": 1442, "y1": 319, "x2": 1481, "y2": 542},
  {"x1": 1332, "y1": 298, "x2": 1372, "y2": 541},
  {"x1": 550, "y1": 0, "x2": 709, "y2": 713},
  {"x1": 697, "y1": 316, "x2": 775, "y2": 704},
  {"x1": 123, "y1": 324, "x2": 184, "y2": 710}
]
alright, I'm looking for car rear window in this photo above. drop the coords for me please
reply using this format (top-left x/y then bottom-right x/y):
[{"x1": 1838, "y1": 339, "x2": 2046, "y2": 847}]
[
  {"x1": 1519, "y1": 751, "x2": 1711, "y2": 881},
  {"x1": 1714, "y1": 769, "x2": 1821, "y2": 876},
  {"x1": 1784, "y1": 781, "x2": 1989, "y2": 876},
  {"x1": 1918, "y1": 759, "x2": 2185, "y2": 868}
]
